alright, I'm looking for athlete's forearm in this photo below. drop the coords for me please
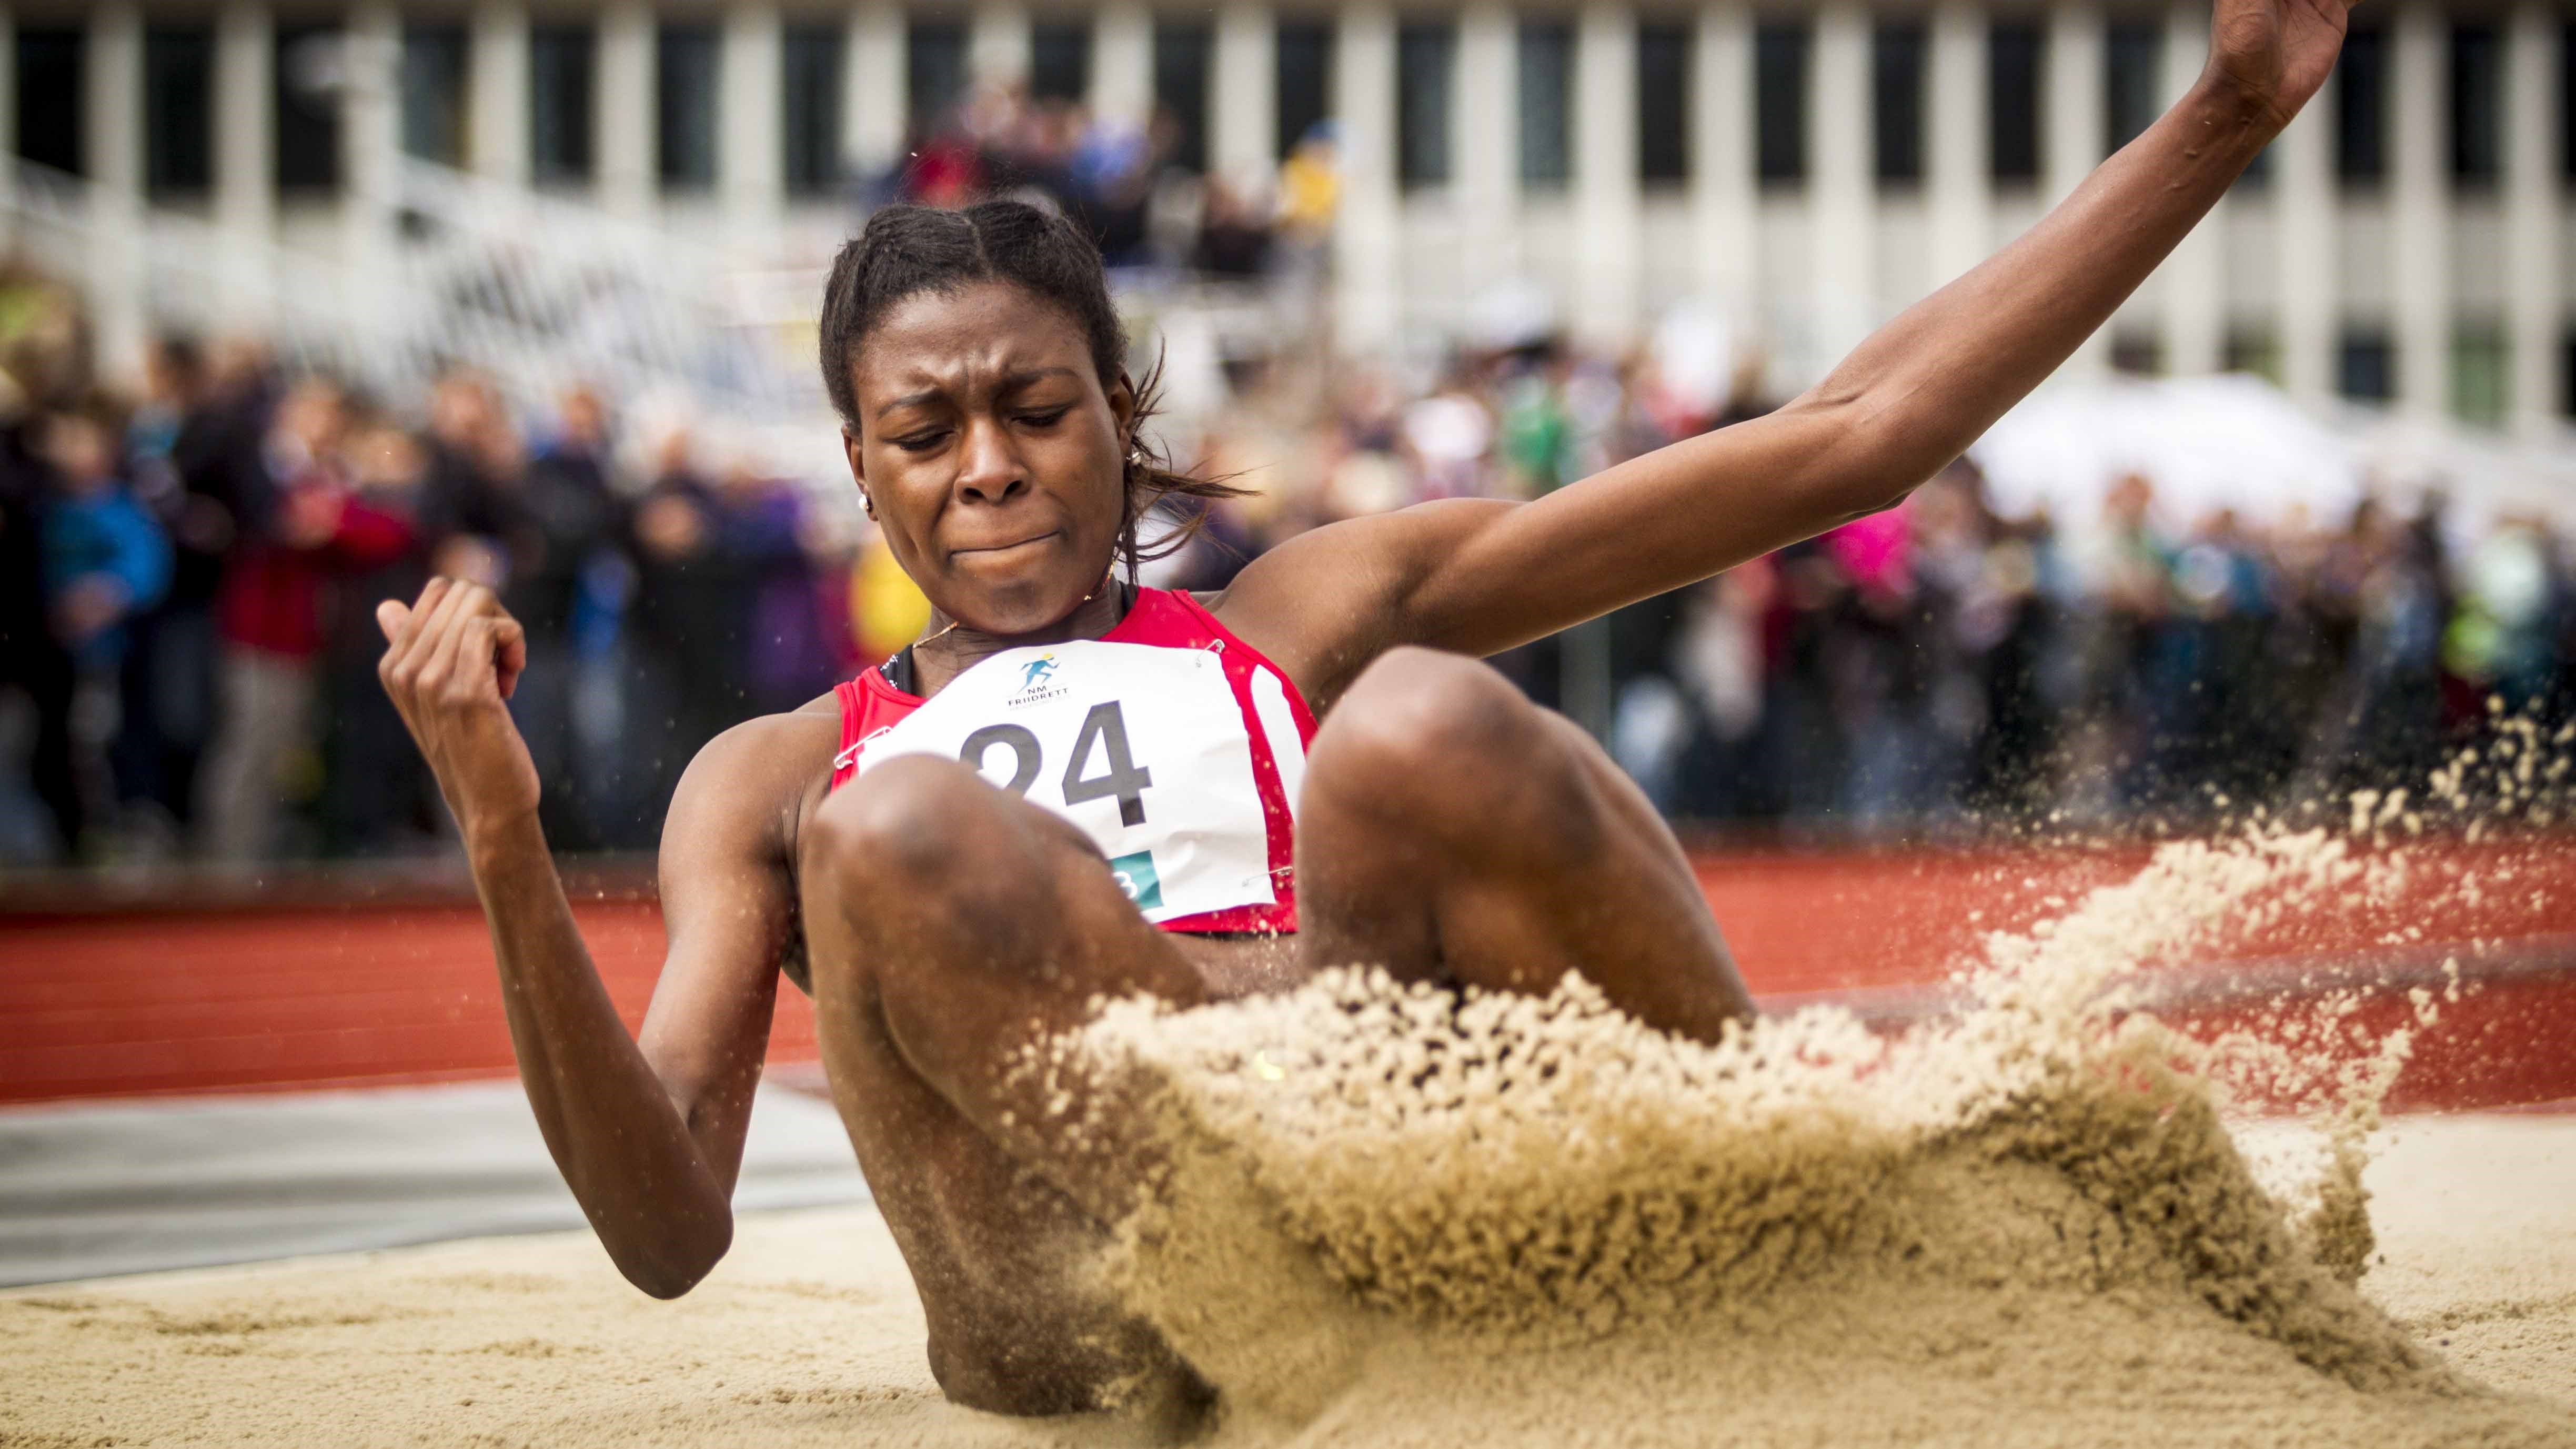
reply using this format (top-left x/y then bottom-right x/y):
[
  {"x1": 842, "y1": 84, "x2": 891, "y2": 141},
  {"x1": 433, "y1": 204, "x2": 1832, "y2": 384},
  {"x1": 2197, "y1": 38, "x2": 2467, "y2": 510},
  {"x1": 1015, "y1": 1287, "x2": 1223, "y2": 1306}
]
[
  {"x1": 1792, "y1": 73, "x2": 2278, "y2": 508},
  {"x1": 464, "y1": 808, "x2": 735, "y2": 1297}
]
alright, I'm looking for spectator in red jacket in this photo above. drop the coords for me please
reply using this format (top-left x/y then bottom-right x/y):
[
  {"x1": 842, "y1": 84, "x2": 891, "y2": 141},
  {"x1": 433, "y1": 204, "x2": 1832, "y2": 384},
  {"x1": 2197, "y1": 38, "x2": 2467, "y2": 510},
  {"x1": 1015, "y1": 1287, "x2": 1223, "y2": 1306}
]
[{"x1": 197, "y1": 378, "x2": 416, "y2": 864}]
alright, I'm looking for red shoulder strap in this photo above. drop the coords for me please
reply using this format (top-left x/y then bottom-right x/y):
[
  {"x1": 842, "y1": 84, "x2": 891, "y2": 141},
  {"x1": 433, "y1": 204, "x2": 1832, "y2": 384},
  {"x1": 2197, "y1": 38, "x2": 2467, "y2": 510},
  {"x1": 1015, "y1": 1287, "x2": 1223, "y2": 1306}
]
[{"x1": 828, "y1": 678, "x2": 869, "y2": 791}]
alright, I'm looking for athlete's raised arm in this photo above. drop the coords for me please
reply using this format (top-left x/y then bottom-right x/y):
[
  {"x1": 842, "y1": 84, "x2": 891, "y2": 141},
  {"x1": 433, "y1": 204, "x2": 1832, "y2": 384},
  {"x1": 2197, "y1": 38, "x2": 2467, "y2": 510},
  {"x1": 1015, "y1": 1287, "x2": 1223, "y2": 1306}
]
[
  {"x1": 376, "y1": 578, "x2": 803, "y2": 1298},
  {"x1": 1226, "y1": 0, "x2": 2344, "y2": 682}
]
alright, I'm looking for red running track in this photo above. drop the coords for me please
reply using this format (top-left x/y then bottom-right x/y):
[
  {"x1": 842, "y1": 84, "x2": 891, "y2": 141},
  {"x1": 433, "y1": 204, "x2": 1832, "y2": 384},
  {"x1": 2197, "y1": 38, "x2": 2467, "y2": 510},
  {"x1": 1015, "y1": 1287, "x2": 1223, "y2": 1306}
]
[{"x1": 4, "y1": 838, "x2": 2573, "y2": 1110}]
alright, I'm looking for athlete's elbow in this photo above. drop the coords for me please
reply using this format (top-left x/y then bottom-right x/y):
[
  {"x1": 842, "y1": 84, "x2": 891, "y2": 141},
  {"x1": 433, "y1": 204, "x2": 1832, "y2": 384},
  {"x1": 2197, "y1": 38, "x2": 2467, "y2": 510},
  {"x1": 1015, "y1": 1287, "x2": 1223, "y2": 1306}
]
[
  {"x1": 1798, "y1": 450, "x2": 1934, "y2": 525},
  {"x1": 1778, "y1": 389, "x2": 1937, "y2": 519},
  {"x1": 1844, "y1": 467, "x2": 1934, "y2": 518}
]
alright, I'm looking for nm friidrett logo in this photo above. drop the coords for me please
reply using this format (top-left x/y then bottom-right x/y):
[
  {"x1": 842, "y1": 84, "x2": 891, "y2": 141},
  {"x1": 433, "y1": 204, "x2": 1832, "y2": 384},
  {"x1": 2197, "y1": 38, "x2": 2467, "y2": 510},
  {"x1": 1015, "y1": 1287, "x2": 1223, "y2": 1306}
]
[{"x1": 1008, "y1": 652, "x2": 1070, "y2": 708}]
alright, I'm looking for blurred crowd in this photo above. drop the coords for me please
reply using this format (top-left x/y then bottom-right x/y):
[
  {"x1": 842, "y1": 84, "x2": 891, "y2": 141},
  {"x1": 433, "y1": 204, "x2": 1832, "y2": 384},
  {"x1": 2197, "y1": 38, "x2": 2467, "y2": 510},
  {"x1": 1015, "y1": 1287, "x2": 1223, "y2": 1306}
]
[
  {"x1": 6, "y1": 277, "x2": 2575, "y2": 869},
  {"x1": 1159, "y1": 341, "x2": 2576, "y2": 836},
  {"x1": 0, "y1": 317, "x2": 866, "y2": 867},
  {"x1": 881, "y1": 82, "x2": 1336, "y2": 280}
]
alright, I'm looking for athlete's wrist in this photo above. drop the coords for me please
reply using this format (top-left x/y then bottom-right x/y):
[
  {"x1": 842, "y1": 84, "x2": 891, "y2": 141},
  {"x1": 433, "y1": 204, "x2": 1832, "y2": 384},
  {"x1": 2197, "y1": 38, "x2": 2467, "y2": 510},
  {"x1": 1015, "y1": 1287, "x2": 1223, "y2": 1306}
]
[
  {"x1": 461, "y1": 799, "x2": 545, "y2": 875},
  {"x1": 2184, "y1": 66, "x2": 2293, "y2": 155}
]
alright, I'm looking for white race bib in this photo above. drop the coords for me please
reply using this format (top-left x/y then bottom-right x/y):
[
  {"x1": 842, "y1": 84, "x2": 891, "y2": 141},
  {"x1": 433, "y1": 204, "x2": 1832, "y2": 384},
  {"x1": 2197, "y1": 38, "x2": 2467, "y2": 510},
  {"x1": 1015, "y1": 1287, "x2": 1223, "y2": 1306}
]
[{"x1": 853, "y1": 640, "x2": 1276, "y2": 922}]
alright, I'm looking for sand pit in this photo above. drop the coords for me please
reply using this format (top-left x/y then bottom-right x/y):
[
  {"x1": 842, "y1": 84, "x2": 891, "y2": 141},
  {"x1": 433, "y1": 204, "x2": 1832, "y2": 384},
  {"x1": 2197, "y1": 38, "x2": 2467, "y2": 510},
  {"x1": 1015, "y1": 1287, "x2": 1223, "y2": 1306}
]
[
  {"x1": 12, "y1": 818, "x2": 2576, "y2": 1446},
  {"x1": 0, "y1": 1117, "x2": 2569, "y2": 1448}
]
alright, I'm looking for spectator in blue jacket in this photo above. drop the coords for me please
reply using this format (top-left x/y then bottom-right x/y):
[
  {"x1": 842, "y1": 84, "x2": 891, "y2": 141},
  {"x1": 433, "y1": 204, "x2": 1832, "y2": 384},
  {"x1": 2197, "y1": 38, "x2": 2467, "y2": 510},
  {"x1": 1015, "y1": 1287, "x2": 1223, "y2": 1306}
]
[
  {"x1": 37, "y1": 404, "x2": 172, "y2": 858},
  {"x1": 41, "y1": 406, "x2": 172, "y2": 673}
]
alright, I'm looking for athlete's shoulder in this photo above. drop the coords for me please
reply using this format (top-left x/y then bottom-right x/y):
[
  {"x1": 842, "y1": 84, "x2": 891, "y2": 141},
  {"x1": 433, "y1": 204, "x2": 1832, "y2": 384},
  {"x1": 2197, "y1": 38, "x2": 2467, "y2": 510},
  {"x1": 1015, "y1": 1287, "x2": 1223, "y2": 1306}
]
[
  {"x1": 679, "y1": 707, "x2": 842, "y2": 803},
  {"x1": 1206, "y1": 500, "x2": 1519, "y2": 706}
]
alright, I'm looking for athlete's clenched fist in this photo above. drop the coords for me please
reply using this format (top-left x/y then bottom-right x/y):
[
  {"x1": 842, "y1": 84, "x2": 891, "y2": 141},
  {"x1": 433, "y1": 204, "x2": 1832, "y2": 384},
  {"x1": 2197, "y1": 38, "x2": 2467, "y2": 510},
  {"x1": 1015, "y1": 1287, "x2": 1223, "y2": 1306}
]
[{"x1": 376, "y1": 576, "x2": 541, "y2": 838}]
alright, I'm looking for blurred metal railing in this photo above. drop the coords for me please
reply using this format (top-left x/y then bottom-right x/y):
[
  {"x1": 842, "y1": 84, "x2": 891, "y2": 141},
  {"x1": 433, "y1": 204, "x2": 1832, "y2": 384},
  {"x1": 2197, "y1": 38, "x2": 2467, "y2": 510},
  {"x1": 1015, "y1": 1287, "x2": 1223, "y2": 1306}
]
[
  {"x1": 385, "y1": 157, "x2": 822, "y2": 422},
  {"x1": 0, "y1": 156, "x2": 822, "y2": 435}
]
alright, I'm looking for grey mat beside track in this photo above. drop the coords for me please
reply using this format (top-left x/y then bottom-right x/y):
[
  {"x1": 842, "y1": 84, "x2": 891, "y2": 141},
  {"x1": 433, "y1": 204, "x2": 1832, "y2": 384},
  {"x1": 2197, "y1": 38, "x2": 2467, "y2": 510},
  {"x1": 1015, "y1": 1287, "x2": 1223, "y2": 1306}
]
[{"x1": 0, "y1": 1081, "x2": 869, "y2": 1287}]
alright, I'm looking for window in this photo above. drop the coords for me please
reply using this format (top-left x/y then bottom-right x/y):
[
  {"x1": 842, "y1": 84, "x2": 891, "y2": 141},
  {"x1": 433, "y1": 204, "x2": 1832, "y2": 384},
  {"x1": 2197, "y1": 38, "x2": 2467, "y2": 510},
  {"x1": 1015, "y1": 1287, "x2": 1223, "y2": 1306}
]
[
  {"x1": 2337, "y1": 22, "x2": 2384, "y2": 183},
  {"x1": 2104, "y1": 20, "x2": 2160, "y2": 155},
  {"x1": 2223, "y1": 327, "x2": 2282, "y2": 385},
  {"x1": 2452, "y1": 326, "x2": 2507, "y2": 425},
  {"x1": 1989, "y1": 21, "x2": 2041, "y2": 184},
  {"x1": 1755, "y1": 21, "x2": 1808, "y2": 185},
  {"x1": 276, "y1": 24, "x2": 344, "y2": 193},
  {"x1": 1874, "y1": 21, "x2": 1926, "y2": 185},
  {"x1": 15, "y1": 29, "x2": 83, "y2": 176},
  {"x1": 1031, "y1": 19, "x2": 1089, "y2": 104},
  {"x1": 2452, "y1": 23, "x2": 2502, "y2": 186},
  {"x1": 402, "y1": 24, "x2": 469, "y2": 165},
  {"x1": 146, "y1": 26, "x2": 215, "y2": 197},
  {"x1": 659, "y1": 23, "x2": 720, "y2": 188},
  {"x1": 1518, "y1": 19, "x2": 1573, "y2": 188},
  {"x1": 2562, "y1": 328, "x2": 2576, "y2": 415},
  {"x1": 1638, "y1": 22, "x2": 1691, "y2": 185},
  {"x1": 906, "y1": 18, "x2": 968, "y2": 131},
  {"x1": 2563, "y1": 24, "x2": 2576, "y2": 183},
  {"x1": 2235, "y1": 138, "x2": 2272, "y2": 189},
  {"x1": 2339, "y1": 328, "x2": 2394, "y2": 403},
  {"x1": 784, "y1": 23, "x2": 845, "y2": 196},
  {"x1": 530, "y1": 24, "x2": 596, "y2": 187},
  {"x1": 1397, "y1": 21, "x2": 1455, "y2": 189},
  {"x1": 2110, "y1": 332, "x2": 2162, "y2": 376},
  {"x1": 1154, "y1": 21, "x2": 1213, "y2": 176},
  {"x1": 1276, "y1": 20, "x2": 1333, "y2": 160}
]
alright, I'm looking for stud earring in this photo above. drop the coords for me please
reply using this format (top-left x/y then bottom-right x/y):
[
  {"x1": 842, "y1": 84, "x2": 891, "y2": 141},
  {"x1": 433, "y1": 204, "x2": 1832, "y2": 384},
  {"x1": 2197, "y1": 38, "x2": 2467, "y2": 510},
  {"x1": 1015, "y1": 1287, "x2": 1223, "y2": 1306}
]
[{"x1": 859, "y1": 491, "x2": 876, "y2": 519}]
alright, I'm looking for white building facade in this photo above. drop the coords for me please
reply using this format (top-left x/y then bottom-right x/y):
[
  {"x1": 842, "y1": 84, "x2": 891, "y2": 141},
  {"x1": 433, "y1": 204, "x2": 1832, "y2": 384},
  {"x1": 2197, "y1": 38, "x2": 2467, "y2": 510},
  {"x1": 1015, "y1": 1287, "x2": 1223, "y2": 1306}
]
[{"x1": 6, "y1": 0, "x2": 2572, "y2": 437}]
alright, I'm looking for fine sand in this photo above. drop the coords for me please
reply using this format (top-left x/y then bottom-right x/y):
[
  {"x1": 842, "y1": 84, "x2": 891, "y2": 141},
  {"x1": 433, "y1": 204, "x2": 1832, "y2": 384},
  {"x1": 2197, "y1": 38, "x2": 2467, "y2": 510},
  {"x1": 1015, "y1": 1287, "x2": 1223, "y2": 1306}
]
[
  {"x1": 12, "y1": 821, "x2": 2576, "y2": 1447},
  {"x1": 0, "y1": 1117, "x2": 2570, "y2": 1448}
]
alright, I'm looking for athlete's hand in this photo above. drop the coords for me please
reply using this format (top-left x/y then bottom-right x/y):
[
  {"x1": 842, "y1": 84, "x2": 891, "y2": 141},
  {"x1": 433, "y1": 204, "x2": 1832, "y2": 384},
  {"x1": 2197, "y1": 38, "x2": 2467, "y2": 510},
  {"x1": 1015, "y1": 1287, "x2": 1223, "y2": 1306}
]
[
  {"x1": 2206, "y1": 0, "x2": 2349, "y2": 132},
  {"x1": 376, "y1": 577, "x2": 540, "y2": 837}
]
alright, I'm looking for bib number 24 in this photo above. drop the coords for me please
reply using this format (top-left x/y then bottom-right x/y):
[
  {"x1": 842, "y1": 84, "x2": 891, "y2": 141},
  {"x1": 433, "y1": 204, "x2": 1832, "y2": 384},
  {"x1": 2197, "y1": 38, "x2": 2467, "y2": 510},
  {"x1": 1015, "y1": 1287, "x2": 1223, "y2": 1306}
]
[{"x1": 958, "y1": 701, "x2": 1154, "y2": 827}]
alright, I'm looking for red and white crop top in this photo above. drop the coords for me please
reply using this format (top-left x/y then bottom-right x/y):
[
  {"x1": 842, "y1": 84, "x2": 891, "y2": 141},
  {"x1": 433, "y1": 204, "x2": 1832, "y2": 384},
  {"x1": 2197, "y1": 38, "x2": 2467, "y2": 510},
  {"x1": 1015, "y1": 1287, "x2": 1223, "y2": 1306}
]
[{"x1": 828, "y1": 587, "x2": 1316, "y2": 934}]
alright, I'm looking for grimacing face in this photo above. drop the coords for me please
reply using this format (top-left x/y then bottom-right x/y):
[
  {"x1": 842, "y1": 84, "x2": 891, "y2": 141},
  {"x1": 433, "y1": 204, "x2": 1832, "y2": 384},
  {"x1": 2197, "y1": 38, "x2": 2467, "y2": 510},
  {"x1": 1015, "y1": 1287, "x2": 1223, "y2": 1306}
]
[{"x1": 843, "y1": 280, "x2": 1138, "y2": 637}]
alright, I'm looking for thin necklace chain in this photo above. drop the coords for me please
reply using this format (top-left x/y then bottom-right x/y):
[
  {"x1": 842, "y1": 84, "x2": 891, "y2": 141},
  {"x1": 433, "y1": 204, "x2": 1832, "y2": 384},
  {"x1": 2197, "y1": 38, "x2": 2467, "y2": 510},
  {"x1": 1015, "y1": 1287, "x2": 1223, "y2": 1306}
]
[{"x1": 913, "y1": 570, "x2": 1118, "y2": 656}]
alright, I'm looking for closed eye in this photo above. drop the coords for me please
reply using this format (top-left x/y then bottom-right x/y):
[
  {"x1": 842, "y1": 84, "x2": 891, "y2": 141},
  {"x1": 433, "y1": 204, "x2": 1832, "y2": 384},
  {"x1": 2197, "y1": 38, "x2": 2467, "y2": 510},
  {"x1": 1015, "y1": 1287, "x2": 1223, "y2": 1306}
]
[
  {"x1": 1018, "y1": 408, "x2": 1071, "y2": 429},
  {"x1": 889, "y1": 429, "x2": 949, "y2": 454}
]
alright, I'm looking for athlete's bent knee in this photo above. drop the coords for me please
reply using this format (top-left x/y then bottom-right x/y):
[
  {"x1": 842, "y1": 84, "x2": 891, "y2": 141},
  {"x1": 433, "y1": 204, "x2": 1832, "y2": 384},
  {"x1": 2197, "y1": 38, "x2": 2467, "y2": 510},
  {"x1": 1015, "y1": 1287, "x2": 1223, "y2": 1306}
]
[
  {"x1": 1312, "y1": 647, "x2": 1599, "y2": 859},
  {"x1": 1319, "y1": 649, "x2": 1552, "y2": 801},
  {"x1": 804, "y1": 754, "x2": 1012, "y2": 900}
]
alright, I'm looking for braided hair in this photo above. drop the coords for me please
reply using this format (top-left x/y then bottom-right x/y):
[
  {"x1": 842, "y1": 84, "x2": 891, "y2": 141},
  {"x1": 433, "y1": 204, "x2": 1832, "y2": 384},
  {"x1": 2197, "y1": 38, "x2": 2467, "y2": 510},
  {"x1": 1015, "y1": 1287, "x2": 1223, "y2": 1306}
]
[{"x1": 818, "y1": 200, "x2": 1247, "y2": 582}]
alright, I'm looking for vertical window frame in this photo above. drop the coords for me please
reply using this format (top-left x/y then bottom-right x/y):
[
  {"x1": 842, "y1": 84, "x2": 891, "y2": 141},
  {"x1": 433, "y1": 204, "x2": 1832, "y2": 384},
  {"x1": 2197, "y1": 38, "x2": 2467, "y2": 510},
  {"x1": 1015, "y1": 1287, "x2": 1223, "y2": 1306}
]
[
  {"x1": 1988, "y1": 18, "x2": 2042, "y2": 186},
  {"x1": 783, "y1": 21, "x2": 847, "y2": 198},
  {"x1": 1873, "y1": 18, "x2": 1926, "y2": 187},
  {"x1": 2338, "y1": 326, "x2": 2396, "y2": 404},
  {"x1": 401, "y1": 22, "x2": 470, "y2": 167},
  {"x1": 1275, "y1": 19, "x2": 1334, "y2": 162},
  {"x1": 1637, "y1": 19, "x2": 1692, "y2": 187},
  {"x1": 904, "y1": 16, "x2": 969, "y2": 134},
  {"x1": 1030, "y1": 18, "x2": 1090, "y2": 104},
  {"x1": 1754, "y1": 18, "x2": 1808, "y2": 187},
  {"x1": 1396, "y1": 18, "x2": 1456, "y2": 190},
  {"x1": 529, "y1": 22, "x2": 598, "y2": 188},
  {"x1": 2102, "y1": 17, "x2": 2161, "y2": 157},
  {"x1": 2451, "y1": 323, "x2": 2509, "y2": 426},
  {"x1": 1518, "y1": 17, "x2": 1573, "y2": 190},
  {"x1": 275, "y1": 22, "x2": 346, "y2": 194},
  {"x1": 2336, "y1": 21, "x2": 2386, "y2": 185},
  {"x1": 2450, "y1": 21, "x2": 2503, "y2": 187},
  {"x1": 145, "y1": 24, "x2": 217, "y2": 198},
  {"x1": 1154, "y1": 18, "x2": 1215, "y2": 177},
  {"x1": 657, "y1": 22, "x2": 722, "y2": 191}
]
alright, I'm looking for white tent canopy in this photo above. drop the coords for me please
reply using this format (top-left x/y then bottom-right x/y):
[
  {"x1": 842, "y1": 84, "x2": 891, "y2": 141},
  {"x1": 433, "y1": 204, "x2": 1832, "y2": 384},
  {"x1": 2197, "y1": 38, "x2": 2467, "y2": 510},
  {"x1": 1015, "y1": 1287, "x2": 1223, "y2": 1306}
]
[{"x1": 1968, "y1": 372, "x2": 2576, "y2": 542}]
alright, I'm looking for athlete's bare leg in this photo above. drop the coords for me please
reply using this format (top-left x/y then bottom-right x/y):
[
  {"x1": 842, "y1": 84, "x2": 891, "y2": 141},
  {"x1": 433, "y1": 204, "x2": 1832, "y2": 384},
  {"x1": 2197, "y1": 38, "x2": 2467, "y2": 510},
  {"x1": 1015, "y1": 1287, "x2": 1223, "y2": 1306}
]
[
  {"x1": 1293, "y1": 647, "x2": 1757, "y2": 1044},
  {"x1": 797, "y1": 754, "x2": 1214, "y2": 1416},
  {"x1": 799, "y1": 654, "x2": 1754, "y2": 1412}
]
